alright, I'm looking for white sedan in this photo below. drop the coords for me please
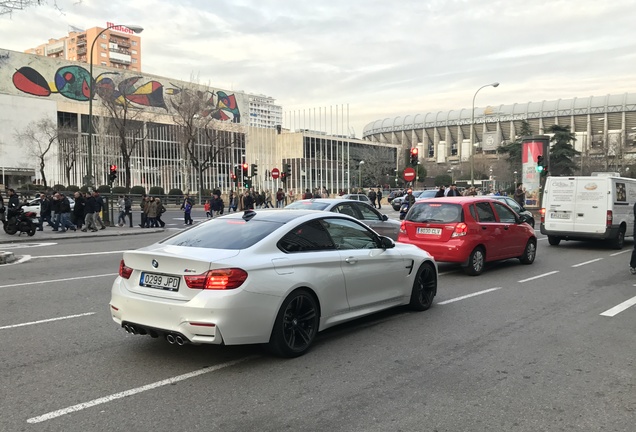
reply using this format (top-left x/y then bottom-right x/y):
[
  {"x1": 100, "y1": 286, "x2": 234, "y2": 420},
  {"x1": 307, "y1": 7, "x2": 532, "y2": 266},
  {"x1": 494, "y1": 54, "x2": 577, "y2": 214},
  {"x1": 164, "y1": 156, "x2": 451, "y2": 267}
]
[
  {"x1": 22, "y1": 196, "x2": 75, "y2": 217},
  {"x1": 110, "y1": 210, "x2": 438, "y2": 357}
]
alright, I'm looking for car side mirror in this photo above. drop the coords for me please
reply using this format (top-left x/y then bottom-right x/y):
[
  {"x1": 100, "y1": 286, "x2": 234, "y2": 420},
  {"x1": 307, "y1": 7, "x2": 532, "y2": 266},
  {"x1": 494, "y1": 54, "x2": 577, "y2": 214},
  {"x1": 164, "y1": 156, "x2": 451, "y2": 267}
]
[
  {"x1": 381, "y1": 214, "x2": 388, "y2": 221},
  {"x1": 518, "y1": 214, "x2": 529, "y2": 224},
  {"x1": 379, "y1": 236, "x2": 395, "y2": 249}
]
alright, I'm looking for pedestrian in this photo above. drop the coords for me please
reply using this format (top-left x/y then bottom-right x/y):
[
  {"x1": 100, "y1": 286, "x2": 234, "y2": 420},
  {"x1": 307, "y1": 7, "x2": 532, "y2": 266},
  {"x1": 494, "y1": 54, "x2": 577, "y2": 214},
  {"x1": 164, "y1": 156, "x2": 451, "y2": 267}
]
[
  {"x1": 145, "y1": 196, "x2": 158, "y2": 227},
  {"x1": 377, "y1": 188, "x2": 383, "y2": 209},
  {"x1": 447, "y1": 184, "x2": 461, "y2": 197},
  {"x1": 139, "y1": 194, "x2": 148, "y2": 228},
  {"x1": 154, "y1": 197, "x2": 166, "y2": 227},
  {"x1": 117, "y1": 195, "x2": 127, "y2": 226},
  {"x1": 435, "y1": 186, "x2": 446, "y2": 198},
  {"x1": 0, "y1": 192, "x2": 5, "y2": 224},
  {"x1": 6, "y1": 188, "x2": 20, "y2": 219},
  {"x1": 72, "y1": 191, "x2": 85, "y2": 230},
  {"x1": 265, "y1": 190, "x2": 273, "y2": 208},
  {"x1": 256, "y1": 191, "x2": 265, "y2": 209},
  {"x1": 92, "y1": 191, "x2": 106, "y2": 230},
  {"x1": 181, "y1": 194, "x2": 193, "y2": 225},
  {"x1": 303, "y1": 188, "x2": 312, "y2": 200},
  {"x1": 211, "y1": 193, "x2": 224, "y2": 216},
  {"x1": 276, "y1": 188, "x2": 285, "y2": 208},
  {"x1": 204, "y1": 199, "x2": 211, "y2": 218},
  {"x1": 124, "y1": 195, "x2": 133, "y2": 227},
  {"x1": 514, "y1": 183, "x2": 526, "y2": 207},
  {"x1": 243, "y1": 190, "x2": 255, "y2": 210},
  {"x1": 55, "y1": 192, "x2": 76, "y2": 232},
  {"x1": 368, "y1": 188, "x2": 377, "y2": 208},
  {"x1": 288, "y1": 188, "x2": 295, "y2": 203},
  {"x1": 630, "y1": 202, "x2": 636, "y2": 275},
  {"x1": 82, "y1": 192, "x2": 98, "y2": 232},
  {"x1": 228, "y1": 191, "x2": 237, "y2": 212},
  {"x1": 37, "y1": 193, "x2": 53, "y2": 231}
]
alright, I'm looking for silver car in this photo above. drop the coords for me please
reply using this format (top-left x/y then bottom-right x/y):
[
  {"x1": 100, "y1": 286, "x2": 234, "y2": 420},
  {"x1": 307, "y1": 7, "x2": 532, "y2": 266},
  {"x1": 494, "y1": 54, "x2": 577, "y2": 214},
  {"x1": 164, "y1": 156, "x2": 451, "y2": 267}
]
[{"x1": 285, "y1": 198, "x2": 401, "y2": 240}]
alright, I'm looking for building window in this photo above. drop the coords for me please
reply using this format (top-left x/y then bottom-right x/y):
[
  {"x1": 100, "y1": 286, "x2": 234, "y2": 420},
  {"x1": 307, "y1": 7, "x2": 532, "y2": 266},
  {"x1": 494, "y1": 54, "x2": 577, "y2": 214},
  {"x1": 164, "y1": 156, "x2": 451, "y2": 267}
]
[
  {"x1": 100, "y1": 52, "x2": 107, "y2": 57},
  {"x1": 101, "y1": 62, "x2": 107, "y2": 66},
  {"x1": 131, "y1": 49, "x2": 137, "y2": 54},
  {"x1": 132, "y1": 58, "x2": 138, "y2": 63},
  {"x1": 101, "y1": 34, "x2": 107, "y2": 39},
  {"x1": 100, "y1": 43, "x2": 107, "y2": 49},
  {"x1": 132, "y1": 41, "x2": 137, "y2": 46}
]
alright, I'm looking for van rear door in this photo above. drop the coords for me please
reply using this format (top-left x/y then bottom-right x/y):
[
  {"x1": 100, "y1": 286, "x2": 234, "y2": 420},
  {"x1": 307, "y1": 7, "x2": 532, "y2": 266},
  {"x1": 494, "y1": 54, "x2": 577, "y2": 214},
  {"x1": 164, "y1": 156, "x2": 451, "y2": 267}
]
[
  {"x1": 571, "y1": 178, "x2": 608, "y2": 234},
  {"x1": 544, "y1": 177, "x2": 577, "y2": 232}
]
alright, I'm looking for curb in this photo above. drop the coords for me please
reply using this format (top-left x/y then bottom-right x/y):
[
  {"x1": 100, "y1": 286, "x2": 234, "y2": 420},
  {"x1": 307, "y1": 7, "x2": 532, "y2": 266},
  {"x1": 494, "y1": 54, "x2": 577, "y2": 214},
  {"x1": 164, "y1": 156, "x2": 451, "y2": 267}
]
[{"x1": 0, "y1": 228, "x2": 166, "y2": 244}]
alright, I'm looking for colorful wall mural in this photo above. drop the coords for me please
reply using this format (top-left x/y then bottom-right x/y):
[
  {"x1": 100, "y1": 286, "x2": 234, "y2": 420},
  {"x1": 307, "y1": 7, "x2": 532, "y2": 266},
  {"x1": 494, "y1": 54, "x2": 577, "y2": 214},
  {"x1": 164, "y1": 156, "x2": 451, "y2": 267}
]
[{"x1": 0, "y1": 49, "x2": 244, "y2": 123}]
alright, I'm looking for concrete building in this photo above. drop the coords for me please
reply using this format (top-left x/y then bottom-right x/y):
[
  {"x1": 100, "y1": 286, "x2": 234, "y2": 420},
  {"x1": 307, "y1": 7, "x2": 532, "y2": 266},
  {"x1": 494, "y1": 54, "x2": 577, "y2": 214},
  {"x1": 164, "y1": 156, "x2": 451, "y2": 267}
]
[
  {"x1": 363, "y1": 94, "x2": 636, "y2": 179},
  {"x1": 0, "y1": 49, "x2": 396, "y2": 196},
  {"x1": 25, "y1": 23, "x2": 142, "y2": 72}
]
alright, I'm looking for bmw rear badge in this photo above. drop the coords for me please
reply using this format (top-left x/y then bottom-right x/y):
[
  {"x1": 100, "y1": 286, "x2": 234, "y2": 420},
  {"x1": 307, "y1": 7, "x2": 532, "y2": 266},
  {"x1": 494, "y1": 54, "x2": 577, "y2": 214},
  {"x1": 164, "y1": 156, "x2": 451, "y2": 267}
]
[{"x1": 151, "y1": 259, "x2": 159, "y2": 268}]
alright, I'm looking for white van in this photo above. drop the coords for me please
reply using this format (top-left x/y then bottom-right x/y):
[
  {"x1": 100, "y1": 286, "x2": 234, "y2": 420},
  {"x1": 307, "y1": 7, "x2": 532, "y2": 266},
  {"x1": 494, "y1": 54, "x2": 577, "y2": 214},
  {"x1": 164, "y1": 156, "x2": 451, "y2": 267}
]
[{"x1": 540, "y1": 174, "x2": 636, "y2": 249}]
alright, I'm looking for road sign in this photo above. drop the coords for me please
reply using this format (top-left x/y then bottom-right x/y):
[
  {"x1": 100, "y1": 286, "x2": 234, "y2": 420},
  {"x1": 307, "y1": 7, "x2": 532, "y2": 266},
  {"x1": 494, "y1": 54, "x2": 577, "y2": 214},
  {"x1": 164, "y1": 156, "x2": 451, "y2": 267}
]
[
  {"x1": 403, "y1": 167, "x2": 416, "y2": 182},
  {"x1": 271, "y1": 168, "x2": 280, "y2": 179}
]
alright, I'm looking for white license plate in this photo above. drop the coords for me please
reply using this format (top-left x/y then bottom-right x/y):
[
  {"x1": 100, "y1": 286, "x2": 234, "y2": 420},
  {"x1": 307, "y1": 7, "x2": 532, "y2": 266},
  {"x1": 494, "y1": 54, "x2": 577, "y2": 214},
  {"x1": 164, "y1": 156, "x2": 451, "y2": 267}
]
[
  {"x1": 550, "y1": 212, "x2": 570, "y2": 220},
  {"x1": 417, "y1": 227, "x2": 442, "y2": 235},
  {"x1": 140, "y1": 272, "x2": 180, "y2": 291}
]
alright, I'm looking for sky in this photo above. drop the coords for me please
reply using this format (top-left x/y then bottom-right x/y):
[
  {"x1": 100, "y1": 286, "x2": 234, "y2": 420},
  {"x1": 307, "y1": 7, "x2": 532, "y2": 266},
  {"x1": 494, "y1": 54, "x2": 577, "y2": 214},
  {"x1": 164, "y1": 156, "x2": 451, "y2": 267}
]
[{"x1": 1, "y1": 0, "x2": 635, "y2": 138}]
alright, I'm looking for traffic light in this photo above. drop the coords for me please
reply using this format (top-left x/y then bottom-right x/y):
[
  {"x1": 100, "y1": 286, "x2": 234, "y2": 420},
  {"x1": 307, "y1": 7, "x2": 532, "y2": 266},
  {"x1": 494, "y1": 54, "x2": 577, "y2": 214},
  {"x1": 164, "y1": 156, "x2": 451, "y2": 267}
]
[
  {"x1": 281, "y1": 163, "x2": 290, "y2": 183},
  {"x1": 243, "y1": 178, "x2": 252, "y2": 189},
  {"x1": 108, "y1": 164, "x2": 117, "y2": 184},
  {"x1": 536, "y1": 155, "x2": 547, "y2": 175},
  {"x1": 231, "y1": 171, "x2": 238, "y2": 186},
  {"x1": 410, "y1": 148, "x2": 419, "y2": 166},
  {"x1": 251, "y1": 163, "x2": 258, "y2": 177},
  {"x1": 242, "y1": 163, "x2": 248, "y2": 177}
]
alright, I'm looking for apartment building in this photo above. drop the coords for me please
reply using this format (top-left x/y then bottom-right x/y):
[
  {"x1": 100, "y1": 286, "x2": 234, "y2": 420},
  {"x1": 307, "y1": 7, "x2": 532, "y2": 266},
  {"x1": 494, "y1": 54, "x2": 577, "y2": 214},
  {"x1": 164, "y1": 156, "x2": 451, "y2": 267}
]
[
  {"x1": 25, "y1": 24, "x2": 142, "y2": 72},
  {"x1": 248, "y1": 94, "x2": 283, "y2": 129}
]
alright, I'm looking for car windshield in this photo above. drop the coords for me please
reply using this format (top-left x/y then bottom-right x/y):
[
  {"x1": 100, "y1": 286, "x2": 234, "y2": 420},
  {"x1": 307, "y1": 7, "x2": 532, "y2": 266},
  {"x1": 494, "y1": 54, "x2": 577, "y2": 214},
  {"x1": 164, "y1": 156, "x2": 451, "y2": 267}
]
[
  {"x1": 160, "y1": 218, "x2": 284, "y2": 249},
  {"x1": 407, "y1": 202, "x2": 463, "y2": 223},
  {"x1": 417, "y1": 190, "x2": 438, "y2": 199},
  {"x1": 286, "y1": 201, "x2": 330, "y2": 210}
]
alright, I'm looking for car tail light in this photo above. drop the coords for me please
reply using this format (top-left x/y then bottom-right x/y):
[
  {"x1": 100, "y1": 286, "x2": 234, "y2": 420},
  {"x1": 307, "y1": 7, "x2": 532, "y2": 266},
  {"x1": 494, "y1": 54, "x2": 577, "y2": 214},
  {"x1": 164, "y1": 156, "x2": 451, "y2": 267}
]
[
  {"x1": 606, "y1": 210, "x2": 613, "y2": 227},
  {"x1": 119, "y1": 260, "x2": 133, "y2": 279},
  {"x1": 399, "y1": 221, "x2": 407, "y2": 234},
  {"x1": 184, "y1": 268, "x2": 248, "y2": 290},
  {"x1": 451, "y1": 222, "x2": 468, "y2": 238},
  {"x1": 540, "y1": 208, "x2": 546, "y2": 224}
]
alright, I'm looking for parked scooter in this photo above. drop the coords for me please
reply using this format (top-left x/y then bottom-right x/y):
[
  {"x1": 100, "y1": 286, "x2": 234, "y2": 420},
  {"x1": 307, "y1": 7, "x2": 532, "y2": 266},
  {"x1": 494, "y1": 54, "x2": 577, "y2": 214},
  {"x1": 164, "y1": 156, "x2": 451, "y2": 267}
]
[{"x1": 3, "y1": 208, "x2": 37, "y2": 236}]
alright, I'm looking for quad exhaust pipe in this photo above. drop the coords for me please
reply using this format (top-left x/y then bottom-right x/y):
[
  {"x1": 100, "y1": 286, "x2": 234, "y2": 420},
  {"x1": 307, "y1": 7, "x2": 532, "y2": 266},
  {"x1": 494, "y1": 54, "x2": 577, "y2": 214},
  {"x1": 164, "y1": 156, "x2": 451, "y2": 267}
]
[
  {"x1": 123, "y1": 324, "x2": 138, "y2": 334},
  {"x1": 124, "y1": 324, "x2": 187, "y2": 345},
  {"x1": 165, "y1": 333, "x2": 188, "y2": 345}
]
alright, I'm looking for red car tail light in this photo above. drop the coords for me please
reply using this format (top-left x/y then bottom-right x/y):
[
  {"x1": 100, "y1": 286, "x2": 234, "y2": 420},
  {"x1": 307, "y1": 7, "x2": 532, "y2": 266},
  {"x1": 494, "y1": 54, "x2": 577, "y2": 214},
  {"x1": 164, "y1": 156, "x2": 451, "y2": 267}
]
[
  {"x1": 451, "y1": 222, "x2": 468, "y2": 238},
  {"x1": 184, "y1": 268, "x2": 248, "y2": 290},
  {"x1": 399, "y1": 221, "x2": 407, "y2": 234},
  {"x1": 540, "y1": 208, "x2": 546, "y2": 223},
  {"x1": 119, "y1": 260, "x2": 133, "y2": 279},
  {"x1": 606, "y1": 210, "x2": 613, "y2": 227}
]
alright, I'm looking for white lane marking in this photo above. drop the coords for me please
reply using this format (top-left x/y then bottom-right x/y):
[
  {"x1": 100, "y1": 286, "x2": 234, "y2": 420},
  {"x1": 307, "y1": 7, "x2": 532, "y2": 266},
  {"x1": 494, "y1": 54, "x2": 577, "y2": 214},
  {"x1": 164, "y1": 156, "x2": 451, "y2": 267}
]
[
  {"x1": 0, "y1": 312, "x2": 95, "y2": 330},
  {"x1": 572, "y1": 258, "x2": 603, "y2": 268},
  {"x1": 32, "y1": 250, "x2": 127, "y2": 259},
  {"x1": 1, "y1": 255, "x2": 32, "y2": 266},
  {"x1": 518, "y1": 271, "x2": 559, "y2": 283},
  {"x1": 27, "y1": 356, "x2": 258, "y2": 424},
  {"x1": 609, "y1": 250, "x2": 631, "y2": 257},
  {"x1": 600, "y1": 295, "x2": 636, "y2": 317},
  {"x1": 437, "y1": 287, "x2": 501, "y2": 305},
  {"x1": 0, "y1": 273, "x2": 117, "y2": 289},
  {"x1": 0, "y1": 242, "x2": 57, "y2": 249}
]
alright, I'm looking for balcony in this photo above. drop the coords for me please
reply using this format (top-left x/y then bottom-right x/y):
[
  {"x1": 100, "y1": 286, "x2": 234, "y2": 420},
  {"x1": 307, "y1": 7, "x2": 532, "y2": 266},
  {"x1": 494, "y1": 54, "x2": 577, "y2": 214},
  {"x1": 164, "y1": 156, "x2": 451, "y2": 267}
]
[
  {"x1": 110, "y1": 57, "x2": 131, "y2": 65},
  {"x1": 110, "y1": 39, "x2": 130, "y2": 48},
  {"x1": 77, "y1": 47, "x2": 86, "y2": 55}
]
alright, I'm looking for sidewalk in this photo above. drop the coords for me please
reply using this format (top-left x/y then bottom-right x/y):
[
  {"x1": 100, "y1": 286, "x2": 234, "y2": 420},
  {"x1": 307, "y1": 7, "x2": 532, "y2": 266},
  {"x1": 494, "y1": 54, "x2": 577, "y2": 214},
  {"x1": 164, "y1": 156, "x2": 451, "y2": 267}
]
[{"x1": 0, "y1": 225, "x2": 165, "y2": 244}]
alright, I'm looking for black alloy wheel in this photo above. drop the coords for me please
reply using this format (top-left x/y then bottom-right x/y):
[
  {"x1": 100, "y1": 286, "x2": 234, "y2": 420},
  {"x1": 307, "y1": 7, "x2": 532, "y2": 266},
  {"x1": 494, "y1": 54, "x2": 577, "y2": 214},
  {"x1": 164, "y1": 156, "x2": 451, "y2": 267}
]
[
  {"x1": 269, "y1": 289, "x2": 319, "y2": 358},
  {"x1": 409, "y1": 263, "x2": 437, "y2": 311}
]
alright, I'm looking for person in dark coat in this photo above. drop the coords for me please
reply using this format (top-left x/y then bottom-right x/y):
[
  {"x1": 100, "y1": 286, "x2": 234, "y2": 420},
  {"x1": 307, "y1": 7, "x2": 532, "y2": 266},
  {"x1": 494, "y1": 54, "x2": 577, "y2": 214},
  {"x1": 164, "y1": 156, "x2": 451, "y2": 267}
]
[
  {"x1": 435, "y1": 186, "x2": 446, "y2": 198},
  {"x1": 72, "y1": 191, "x2": 85, "y2": 230},
  {"x1": 37, "y1": 193, "x2": 53, "y2": 231},
  {"x1": 243, "y1": 190, "x2": 255, "y2": 210},
  {"x1": 82, "y1": 192, "x2": 98, "y2": 232},
  {"x1": 50, "y1": 192, "x2": 62, "y2": 231}
]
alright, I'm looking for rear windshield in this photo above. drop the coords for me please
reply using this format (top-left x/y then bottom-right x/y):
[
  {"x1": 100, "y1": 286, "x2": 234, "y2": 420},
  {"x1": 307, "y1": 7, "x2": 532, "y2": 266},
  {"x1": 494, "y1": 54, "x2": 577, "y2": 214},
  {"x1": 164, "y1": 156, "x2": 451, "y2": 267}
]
[
  {"x1": 417, "y1": 190, "x2": 439, "y2": 199},
  {"x1": 407, "y1": 202, "x2": 463, "y2": 223},
  {"x1": 286, "y1": 201, "x2": 330, "y2": 210},
  {"x1": 160, "y1": 218, "x2": 283, "y2": 249}
]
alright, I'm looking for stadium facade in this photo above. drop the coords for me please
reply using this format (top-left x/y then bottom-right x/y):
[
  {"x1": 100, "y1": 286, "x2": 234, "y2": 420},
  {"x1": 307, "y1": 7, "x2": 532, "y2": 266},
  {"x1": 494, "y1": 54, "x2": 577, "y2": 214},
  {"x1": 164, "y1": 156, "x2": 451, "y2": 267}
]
[{"x1": 362, "y1": 93, "x2": 636, "y2": 179}]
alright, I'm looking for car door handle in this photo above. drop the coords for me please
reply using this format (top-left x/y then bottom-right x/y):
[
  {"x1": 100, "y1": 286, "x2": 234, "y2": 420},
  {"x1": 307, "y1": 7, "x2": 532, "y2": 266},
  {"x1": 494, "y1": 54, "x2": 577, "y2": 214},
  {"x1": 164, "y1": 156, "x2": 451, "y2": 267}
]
[
  {"x1": 482, "y1": 226, "x2": 487, "y2": 230},
  {"x1": 345, "y1": 257, "x2": 358, "y2": 264},
  {"x1": 503, "y1": 225, "x2": 510, "y2": 230}
]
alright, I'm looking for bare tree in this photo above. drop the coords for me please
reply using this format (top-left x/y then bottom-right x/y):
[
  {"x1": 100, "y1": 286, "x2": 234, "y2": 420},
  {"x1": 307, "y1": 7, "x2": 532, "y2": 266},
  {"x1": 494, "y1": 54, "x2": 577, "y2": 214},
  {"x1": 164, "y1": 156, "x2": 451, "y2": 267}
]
[
  {"x1": 1, "y1": 0, "x2": 72, "y2": 16},
  {"x1": 170, "y1": 82, "x2": 242, "y2": 202},
  {"x1": 96, "y1": 85, "x2": 151, "y2": 190},
  {"x1": 15, "y1": 117, "x2": 60, "y2": 187},
  {"x1": 58, "y1": 127, "x2": 79, "y2": 186}
]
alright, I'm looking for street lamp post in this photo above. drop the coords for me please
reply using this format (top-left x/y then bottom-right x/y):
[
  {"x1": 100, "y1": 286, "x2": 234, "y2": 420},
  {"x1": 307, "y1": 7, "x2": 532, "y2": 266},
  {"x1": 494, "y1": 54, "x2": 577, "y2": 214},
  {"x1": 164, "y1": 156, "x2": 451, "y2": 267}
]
[
  {"x1": 470, "y1": 82, "x2": 499, "y2": 186},
  {"x1": 358, "y1": 160, "x2": 365, "y2": 190},
  {"x1": 87, "y1": 24, "x2": 143, "y2": 189}
]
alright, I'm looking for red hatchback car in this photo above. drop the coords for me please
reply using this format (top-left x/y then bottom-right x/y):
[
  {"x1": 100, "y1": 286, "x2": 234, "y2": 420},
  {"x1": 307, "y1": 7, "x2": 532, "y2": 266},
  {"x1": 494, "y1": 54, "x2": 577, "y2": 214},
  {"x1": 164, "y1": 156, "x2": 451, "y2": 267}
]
[{"x1": 397, "y1": 197, "x2": 537, "y2": 275}]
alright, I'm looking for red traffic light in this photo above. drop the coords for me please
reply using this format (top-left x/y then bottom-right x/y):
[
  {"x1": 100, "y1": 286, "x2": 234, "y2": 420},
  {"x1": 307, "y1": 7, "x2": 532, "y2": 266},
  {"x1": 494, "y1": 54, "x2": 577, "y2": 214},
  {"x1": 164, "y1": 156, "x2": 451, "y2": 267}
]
[
  {"x1": 410, "y1": 148, "x2": 418, "y2": 156},
  {"x1": 110, "y1": 164, "x2": 117, "y2": 172}
]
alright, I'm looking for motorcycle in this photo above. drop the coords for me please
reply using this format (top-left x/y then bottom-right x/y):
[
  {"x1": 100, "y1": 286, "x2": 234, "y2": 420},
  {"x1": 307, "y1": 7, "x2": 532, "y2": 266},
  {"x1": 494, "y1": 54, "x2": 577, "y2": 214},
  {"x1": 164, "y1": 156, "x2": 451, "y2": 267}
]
[
  {"x1": 399, "y1": 202, "x2": 410, "y2": 220},
  {"x1": 3, "y1": 208, "x2": 37, "y2": 236}
]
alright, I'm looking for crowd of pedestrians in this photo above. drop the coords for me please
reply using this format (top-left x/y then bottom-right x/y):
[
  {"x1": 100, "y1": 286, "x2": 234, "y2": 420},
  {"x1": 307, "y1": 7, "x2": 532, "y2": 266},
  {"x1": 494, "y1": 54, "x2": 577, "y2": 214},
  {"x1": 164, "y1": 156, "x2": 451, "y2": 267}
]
[{"x1": 33, "y1": 190, "x2": 108, "y2": 233}]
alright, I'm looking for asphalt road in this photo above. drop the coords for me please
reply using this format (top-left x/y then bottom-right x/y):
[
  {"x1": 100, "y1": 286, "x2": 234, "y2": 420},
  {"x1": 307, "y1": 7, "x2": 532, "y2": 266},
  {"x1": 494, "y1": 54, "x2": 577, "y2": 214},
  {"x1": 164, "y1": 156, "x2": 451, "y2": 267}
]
[{"x1": 1, "y1": 208, "x2": 635, "y2": 431}]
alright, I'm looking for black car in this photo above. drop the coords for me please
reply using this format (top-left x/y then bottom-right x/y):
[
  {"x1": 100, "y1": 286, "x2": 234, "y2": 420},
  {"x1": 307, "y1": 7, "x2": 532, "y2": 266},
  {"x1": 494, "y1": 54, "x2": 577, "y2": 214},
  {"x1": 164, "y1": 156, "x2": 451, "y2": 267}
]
[
  {"x1": 490, "y1": 195, "x2": 535, "y2": 228},
  {"x1": 387, "y1": 190, "x2": 403, "y2": 203}
]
